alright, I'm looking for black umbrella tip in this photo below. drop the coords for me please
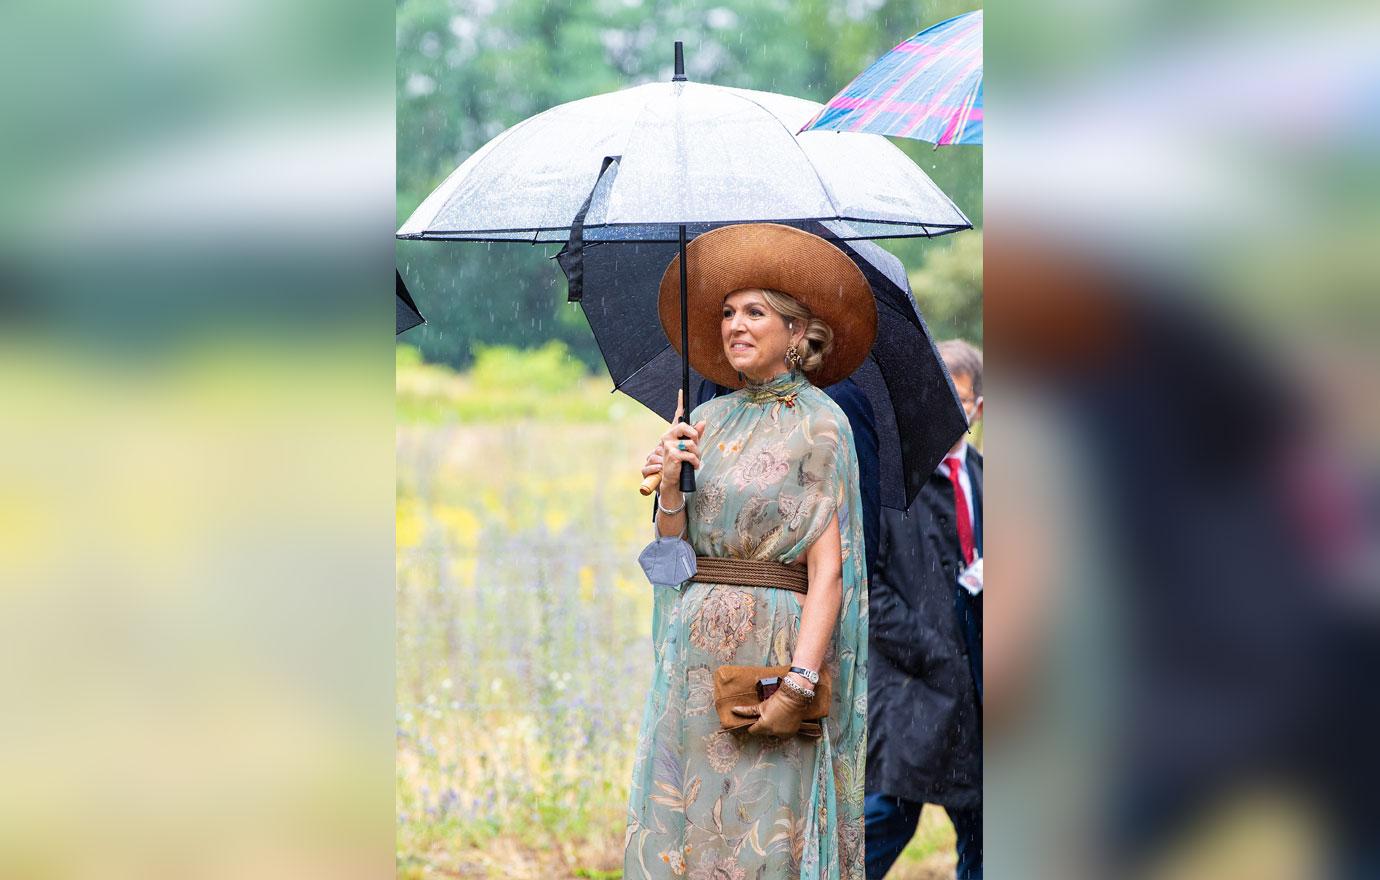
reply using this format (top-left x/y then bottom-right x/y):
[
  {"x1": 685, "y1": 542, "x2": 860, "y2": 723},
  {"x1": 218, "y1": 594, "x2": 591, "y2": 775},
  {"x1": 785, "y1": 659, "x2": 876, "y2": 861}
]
[{"x1": 673, "y1": 41, "x2": 686, "y2": 81}]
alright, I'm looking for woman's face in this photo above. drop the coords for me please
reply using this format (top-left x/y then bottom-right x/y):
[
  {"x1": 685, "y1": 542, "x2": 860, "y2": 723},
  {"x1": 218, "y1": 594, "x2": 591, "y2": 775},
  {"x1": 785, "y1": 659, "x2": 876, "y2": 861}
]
[{"x1": 721, "y1": 289, "x2": 801, "y2": 383}]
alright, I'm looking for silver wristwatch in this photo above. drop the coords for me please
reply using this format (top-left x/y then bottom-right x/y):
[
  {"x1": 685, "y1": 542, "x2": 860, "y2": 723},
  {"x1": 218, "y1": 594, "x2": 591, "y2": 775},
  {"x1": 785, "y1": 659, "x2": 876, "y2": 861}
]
[{"x1": 789, "y1": 665, "x2": 820, "y2": 685}]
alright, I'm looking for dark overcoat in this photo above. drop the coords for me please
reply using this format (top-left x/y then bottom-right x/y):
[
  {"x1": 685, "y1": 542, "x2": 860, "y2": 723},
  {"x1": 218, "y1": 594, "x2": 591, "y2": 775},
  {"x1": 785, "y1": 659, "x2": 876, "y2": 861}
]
[{"x1": 866, "y1": 449, "x2": 982, "y2": 808}]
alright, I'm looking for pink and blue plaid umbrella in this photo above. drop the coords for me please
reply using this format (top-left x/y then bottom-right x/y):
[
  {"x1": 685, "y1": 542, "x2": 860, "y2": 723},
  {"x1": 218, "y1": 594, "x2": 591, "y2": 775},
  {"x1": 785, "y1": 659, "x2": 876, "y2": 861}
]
[{"x1": 802, "y1": 10, "x2": 983, "y2": 146}]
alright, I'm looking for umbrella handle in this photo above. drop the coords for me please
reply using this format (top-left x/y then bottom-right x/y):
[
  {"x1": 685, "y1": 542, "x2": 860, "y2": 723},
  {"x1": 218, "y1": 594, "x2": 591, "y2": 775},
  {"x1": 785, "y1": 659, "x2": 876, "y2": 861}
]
[
  {"x1": 638, "y1": 449, "x2": 697, "y2": 494},
  {"x1": 639, "y1": 467, "x2": 697, "y2": 494}
]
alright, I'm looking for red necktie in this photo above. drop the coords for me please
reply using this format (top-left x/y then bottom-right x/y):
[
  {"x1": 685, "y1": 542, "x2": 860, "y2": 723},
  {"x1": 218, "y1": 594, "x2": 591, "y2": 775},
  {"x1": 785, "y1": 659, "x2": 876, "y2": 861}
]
[{"x1": 946, "y1": 456, "x2": 976, "y2": 565}]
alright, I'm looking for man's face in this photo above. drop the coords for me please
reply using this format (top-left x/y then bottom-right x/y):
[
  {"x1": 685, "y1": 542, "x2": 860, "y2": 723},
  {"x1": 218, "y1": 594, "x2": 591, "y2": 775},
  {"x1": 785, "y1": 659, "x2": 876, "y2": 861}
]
[{"x1": 951, "y1": 371, "x2": 983, "y2": 451}]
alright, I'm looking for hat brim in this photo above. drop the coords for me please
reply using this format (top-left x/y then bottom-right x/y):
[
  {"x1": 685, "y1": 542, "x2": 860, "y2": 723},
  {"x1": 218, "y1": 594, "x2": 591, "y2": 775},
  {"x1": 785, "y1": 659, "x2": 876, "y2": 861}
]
[{"x1": 658, "y1": 224, "x2": 877, "y2": 389}]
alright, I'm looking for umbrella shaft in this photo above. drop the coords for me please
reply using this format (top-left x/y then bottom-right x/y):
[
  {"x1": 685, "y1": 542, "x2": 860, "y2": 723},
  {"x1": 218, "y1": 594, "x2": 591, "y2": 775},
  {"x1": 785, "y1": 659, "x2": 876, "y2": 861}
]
[
  {"x1": 679, "y1": 223, "x2": 689, "y2": 419},
  {"x1": 678, "y1": 222, "x2": 695, "y2": 494}
]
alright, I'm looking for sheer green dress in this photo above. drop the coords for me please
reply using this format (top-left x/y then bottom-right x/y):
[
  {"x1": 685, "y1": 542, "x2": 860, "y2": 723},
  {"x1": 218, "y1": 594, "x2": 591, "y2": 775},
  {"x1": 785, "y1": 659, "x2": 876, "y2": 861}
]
[{"x1": 624, "y1": 371, "x2": 868, "y2": 880}]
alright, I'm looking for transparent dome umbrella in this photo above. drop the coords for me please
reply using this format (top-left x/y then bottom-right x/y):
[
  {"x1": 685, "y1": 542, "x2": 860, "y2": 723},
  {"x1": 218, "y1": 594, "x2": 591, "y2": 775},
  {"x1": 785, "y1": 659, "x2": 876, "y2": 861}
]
[
  {"x1": 395, "y1": 270, "x2": 425, "y2": 336},
  {"x1": 558, "y1": 220, "x2": 966, "y2": 510},
  {"x1": 397, "y1": 43, "x2": 971, "y2": 491}
]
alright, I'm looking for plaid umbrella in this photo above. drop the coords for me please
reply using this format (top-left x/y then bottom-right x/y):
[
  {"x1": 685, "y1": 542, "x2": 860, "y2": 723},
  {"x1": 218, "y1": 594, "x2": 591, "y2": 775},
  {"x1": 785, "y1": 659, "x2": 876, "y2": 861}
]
[{"x1": 801, "y1": 10, "x2": 983, "y2": 146}]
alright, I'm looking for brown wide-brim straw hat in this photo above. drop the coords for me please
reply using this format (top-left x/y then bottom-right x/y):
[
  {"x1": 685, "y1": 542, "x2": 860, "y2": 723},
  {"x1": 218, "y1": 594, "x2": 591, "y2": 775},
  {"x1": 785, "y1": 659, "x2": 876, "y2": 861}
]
[{"x1": 658, "y1": 223, "x2": 877, "y2": 389}]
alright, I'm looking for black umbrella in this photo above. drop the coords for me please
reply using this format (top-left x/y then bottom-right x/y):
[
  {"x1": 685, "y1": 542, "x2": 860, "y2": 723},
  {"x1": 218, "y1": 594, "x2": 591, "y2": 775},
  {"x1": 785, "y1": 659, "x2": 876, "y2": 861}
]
[
  {"x1": 396, "y1": 270, "x2": 425, "y2": 335},
  {"x1": 558, "y1": 221, "x2": 966, "y2": 510}
]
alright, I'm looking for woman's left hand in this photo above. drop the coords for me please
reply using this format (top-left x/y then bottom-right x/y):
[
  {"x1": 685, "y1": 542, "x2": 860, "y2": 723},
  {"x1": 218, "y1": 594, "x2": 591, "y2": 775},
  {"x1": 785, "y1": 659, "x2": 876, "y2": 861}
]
[
  {"x1": 641, "y1": 444, "x2": 665, "y2": 479},
  {"x1": 731, "y1": 685, "x2": 819, "y2": 738}
]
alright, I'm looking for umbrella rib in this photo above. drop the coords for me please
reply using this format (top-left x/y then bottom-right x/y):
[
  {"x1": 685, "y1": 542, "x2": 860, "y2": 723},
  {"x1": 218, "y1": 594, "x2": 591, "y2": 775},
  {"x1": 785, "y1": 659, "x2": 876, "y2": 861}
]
[
  {"x1": 725, "y1": 90, "x2": 846, "y2": 220},
  {"x1": 955, "y1": 81, "x2": 981, "y2": 143},
  {"x1": 874, "y1": 290, "x2": 923, "y2": 323},
  {"x1": 611, "y1": 345, "x2": 675, "y2": 392},
  {"x1": 408, "y1": 219, "x2": 971, "y2": 245},
  {"x1": 592, "y1": 86, "x2": 663, "y2": 227},
  {"x1": 417, "y1": 86, "x2": 658, "y2": 239},
  {"x1": 457, "y1": 117, "x2": 531, "y2": 183}
]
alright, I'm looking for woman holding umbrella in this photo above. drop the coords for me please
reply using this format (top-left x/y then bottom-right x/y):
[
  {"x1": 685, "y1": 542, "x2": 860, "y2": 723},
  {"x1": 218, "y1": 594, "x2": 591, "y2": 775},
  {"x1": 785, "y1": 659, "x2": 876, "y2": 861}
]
[{"x1": 625, "y1": 224, "x2": 872, "y2": 880}]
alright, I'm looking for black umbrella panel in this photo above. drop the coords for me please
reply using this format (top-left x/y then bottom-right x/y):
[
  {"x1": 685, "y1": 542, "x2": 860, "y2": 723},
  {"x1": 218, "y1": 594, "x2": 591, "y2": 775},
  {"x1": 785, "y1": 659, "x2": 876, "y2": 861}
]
[{"x1": 396, "y1": 270, "x2": 425, "y2": 335}]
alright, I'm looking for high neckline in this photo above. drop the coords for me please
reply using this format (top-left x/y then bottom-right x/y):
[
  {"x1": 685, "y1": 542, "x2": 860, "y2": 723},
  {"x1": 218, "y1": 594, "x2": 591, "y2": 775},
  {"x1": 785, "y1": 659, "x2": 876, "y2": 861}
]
[{"x1": 742, "y1": 370, "x2": 809, "y2": 404}]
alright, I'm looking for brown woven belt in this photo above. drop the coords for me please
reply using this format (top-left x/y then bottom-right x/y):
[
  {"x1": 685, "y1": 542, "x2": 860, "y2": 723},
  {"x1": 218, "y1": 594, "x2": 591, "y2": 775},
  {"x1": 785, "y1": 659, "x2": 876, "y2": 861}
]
[{"x1": 689, "y1": 557, "x2": 809, "y2": 594}]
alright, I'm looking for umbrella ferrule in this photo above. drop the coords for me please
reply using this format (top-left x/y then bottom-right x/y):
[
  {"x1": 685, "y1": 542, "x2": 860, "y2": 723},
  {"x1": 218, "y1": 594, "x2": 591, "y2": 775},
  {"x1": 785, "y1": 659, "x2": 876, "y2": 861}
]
[{"x1": 673, "y1": 41, "x2": 686, "y2": 81}]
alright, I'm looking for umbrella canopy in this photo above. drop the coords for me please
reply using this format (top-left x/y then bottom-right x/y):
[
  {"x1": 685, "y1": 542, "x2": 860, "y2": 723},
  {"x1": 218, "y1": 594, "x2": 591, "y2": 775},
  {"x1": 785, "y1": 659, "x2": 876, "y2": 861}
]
[
  {"x1": 395, "y1": 270, "x2": 425, "y2": 335},
  {"x1": 398, "y1": 47, "x2": 973, "y2": 495},
  {"x1": 559, "y1": 221, "x2": 966, "y2": 509},
  {"x1": 801, "y1": 10, "x2": 983, "y2": 146},
  {"x1": 397, "y1": 80, "x2": 970, "y2": 243}
]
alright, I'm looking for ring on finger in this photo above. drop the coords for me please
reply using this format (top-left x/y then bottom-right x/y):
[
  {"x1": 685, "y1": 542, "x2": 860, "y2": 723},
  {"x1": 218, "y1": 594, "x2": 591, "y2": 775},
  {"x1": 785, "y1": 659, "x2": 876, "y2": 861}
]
[{"x1": 677, "y1": 441, "x2": 688, "y2": 451}]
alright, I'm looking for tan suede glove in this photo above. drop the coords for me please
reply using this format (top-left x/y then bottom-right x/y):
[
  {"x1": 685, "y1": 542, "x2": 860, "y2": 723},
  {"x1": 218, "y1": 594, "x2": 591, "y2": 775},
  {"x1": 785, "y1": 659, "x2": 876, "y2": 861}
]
[{"x1": 731, "y1": 683, "x2": 821, "y2": 738}]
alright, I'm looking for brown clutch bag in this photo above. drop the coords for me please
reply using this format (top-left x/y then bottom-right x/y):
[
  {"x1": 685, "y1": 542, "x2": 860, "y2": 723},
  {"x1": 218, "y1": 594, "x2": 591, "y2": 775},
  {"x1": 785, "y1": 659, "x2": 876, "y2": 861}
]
[{"x1": 713, "y1": 664, "x2": 832, "y2": 734}]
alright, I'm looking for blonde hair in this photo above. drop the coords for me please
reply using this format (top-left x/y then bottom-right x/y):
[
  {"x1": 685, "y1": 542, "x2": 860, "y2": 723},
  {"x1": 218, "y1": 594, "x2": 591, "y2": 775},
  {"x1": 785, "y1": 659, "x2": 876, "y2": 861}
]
[{"x1": 760, "y1": 289, "x2": 834, "y2": 375}]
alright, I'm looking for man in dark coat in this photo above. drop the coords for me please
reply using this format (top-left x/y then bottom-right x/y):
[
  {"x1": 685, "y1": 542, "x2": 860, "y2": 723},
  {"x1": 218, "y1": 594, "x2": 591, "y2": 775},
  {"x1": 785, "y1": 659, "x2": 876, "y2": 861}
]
[{"x1": 865, "y1": 339, "x2": 983, "y2": 880}]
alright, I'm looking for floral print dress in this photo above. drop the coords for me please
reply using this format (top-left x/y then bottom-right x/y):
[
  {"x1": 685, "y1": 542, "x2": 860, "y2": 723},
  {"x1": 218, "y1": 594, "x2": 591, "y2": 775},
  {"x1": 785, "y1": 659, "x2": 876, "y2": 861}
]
[{"x1": 624, "y1": 371, "x2": 868, "y2": 880}]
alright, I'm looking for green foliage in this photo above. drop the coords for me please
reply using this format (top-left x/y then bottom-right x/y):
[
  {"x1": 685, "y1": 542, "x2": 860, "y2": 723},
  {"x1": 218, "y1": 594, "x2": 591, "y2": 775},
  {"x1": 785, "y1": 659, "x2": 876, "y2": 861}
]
[
  {"x1": 397, "y1": 0, "x2": 983, "y2": 369},
  {"x1": 470, "y1": 340, "x2": 586, "y2": 393},
  {"x1": 396, "y1": 343, "x2": 423, "y2": 369},
  {"x1": 911, "y1": 230, "x2": 983, "y2": 345},
  {"x1": 396, "y1": 340, "x2": 647, "y2": 424},
  {"x1": 897, "y1": 805, "x2": 959, "y2": 871}
]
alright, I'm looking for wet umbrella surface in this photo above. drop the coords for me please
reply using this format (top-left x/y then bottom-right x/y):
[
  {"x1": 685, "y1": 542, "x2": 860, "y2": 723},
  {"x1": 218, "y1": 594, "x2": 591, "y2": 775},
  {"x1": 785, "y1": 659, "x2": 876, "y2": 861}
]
[{"x1": 397, "y1": 73, "x2": 969, "y2": 243}]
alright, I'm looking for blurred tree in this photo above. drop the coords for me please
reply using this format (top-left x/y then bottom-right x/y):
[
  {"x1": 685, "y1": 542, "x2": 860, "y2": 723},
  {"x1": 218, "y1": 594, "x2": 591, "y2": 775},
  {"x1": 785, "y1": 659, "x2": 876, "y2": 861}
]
[
  {"x1": 910, "y1": 230, "x2": 982, "y2": 345},
  {"x1": 397, "y1": 0, "x2": 982, "y2": 369}
]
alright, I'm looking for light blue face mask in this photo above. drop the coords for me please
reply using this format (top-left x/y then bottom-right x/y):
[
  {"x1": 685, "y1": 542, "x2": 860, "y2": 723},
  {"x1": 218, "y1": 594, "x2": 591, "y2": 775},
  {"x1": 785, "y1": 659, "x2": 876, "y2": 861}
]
[{"x1": 637, "y1": 525, "x2": 697, "y2": 590}]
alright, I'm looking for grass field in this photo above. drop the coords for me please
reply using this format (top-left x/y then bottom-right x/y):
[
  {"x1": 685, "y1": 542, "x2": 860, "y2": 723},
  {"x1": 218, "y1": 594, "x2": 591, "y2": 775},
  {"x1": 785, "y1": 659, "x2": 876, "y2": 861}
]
[{"x1": 396, "y1": 347, "x2": 957, "y2": 878}]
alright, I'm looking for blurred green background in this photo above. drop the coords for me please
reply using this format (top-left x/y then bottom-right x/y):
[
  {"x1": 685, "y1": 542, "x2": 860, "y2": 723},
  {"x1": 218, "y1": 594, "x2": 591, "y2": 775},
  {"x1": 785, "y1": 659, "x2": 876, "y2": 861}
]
[{"x1": 1, "y1": 0, "x2": 396, "y2": 876}]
